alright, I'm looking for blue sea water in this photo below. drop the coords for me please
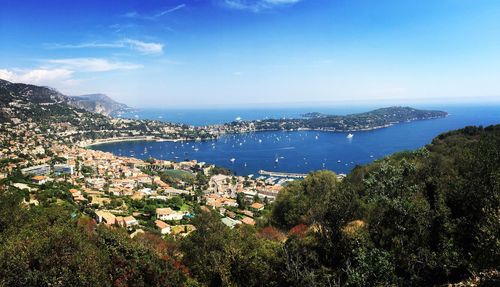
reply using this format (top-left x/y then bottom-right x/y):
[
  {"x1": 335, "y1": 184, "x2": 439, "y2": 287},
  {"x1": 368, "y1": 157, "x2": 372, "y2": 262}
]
[
  {"x1": 119, "y1": 106, "x2": 377, "y2": 126},
  {"x1": 94, "y1": 105, "x2": 500, "y2": 176}
]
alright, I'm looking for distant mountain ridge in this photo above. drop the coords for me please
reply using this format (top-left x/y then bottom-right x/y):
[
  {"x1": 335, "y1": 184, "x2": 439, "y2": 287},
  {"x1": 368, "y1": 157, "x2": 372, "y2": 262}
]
[
  {"x1": 0, "y1": 79, "x2": 132, "y2": 119},
  {"x1": 70, "y1": 93, "x2": 132, "y2": 116}
]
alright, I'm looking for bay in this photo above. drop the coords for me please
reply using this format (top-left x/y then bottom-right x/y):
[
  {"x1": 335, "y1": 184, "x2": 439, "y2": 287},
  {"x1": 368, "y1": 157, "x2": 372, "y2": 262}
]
[{"x1": 94, "y1": 105, "x2": 500, "y2": 176}]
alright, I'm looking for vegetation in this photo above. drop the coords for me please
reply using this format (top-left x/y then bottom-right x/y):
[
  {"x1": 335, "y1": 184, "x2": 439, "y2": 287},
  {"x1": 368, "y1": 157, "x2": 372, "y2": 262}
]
[
  {"x1": 227, "y1": 106, "x2": 447, "y2": 132},
  {"x1": 0, "y1": 124, "x2": 498, "y2": 286}
]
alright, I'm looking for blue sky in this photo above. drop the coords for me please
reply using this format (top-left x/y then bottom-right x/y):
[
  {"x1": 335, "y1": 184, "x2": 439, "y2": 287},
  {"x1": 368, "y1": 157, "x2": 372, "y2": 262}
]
[{"x1": 1, "y1": 0, "x2": 500, "y2": 107}]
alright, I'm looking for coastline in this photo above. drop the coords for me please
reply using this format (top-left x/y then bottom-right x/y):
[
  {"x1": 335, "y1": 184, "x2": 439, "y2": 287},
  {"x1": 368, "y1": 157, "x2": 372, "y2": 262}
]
[
  {"x1": 83, "y1": 116, "x2": 446, "y2": 148},
  {"x1": 81, "y1": 136, "x2": 187, "y2": 148}
]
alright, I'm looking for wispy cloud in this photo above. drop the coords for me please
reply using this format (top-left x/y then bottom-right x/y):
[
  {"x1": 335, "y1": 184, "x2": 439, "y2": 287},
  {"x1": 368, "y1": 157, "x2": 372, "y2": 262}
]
[
  {"x1": 122, "y1": 39, "x2": 163, "y2": 54},
  {"x1": 43, "y1": 58, "x2": 143, "y2": 72},
  {"x1": 124, "y1": 4, "x2": 186, "y2": 20},
  {"x1": 222, "y1": 0, "x2": 301, "y2": 12},
  {"x1": 45, "y1": 39, "x2": 164, "y2": 55},
  {"x1": 155, "y1": 4, "x2": 187, "y2": 17}
]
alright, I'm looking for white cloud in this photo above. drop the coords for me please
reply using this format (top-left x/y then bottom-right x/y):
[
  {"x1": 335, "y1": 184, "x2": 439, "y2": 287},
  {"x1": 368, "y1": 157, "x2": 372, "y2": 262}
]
[
  {"x1": 0, "y1": 68, "x2": 74, "y2": 86},
  {"x1": 222, "y1": 0, "x2": 301, "y2": 12},
  {"x1": 45, "y1": 39, "x2": 164, "y2": 55},
  {"x1": 44, "y1": 58, "x2": 143, "y2": 72}
]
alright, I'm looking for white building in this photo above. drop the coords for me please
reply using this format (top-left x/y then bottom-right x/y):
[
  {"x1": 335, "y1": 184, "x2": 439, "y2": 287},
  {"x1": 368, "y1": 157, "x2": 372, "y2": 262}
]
[{"x1": 156, "y1": 207, "x2": 186, "y2": 221}]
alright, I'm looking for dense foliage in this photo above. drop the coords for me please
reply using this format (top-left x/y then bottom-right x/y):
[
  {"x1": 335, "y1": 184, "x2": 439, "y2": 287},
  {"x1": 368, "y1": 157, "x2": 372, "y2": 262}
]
[
  {"x1": 227, "y1": 106, "x2": 448, "y2": 132},
  {"x1": 0, "y1": 125, "x2": 498, "y2": 286}
]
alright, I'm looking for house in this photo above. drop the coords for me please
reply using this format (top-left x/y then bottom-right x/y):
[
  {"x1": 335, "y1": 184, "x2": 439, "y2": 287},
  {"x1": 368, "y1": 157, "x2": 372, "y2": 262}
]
[
  {"x1": 85, "y1": 178, "x2": 106, "y2": 190},
  {"x1": 241, "y1": 216, "x2": 256, "y2": 226},
  {"x1": 21, "y1": 164, "x2": 50, "y2": 176},
  {"x1": 250, "y1": 202, "x2": 265, "y2": 211},
  {"x1": 170, "y1": 224, "x2": 196, "y2": 237},
  {"x1": 116, "y1": 216, "x2": 138, "y2": 229},
  {"x1": 210, "y1": 174, "x2": 232, "y2": 194},
  {"x1": 221, "y1": 217, "x2": 241, "y2": 229},
  {"x1": 156, "y1": 207, "x2": 186, "y2": 221},
  {"x1": 240, "y1": 210, "x2": 254, "y2": 218},
  {"x1": 155, "y1": 220, "x2": 171, "y2": 234},
  {"x1": 69, "y1": 188, "x2": 86, "y2": 202},
  {"x1": 32, "y1": 175, "x2": 47, "y2": 185},
  {"x1": 12, "y1": 183, "x2": 31, "y2": 192},
  {"x1": 95, "y1": 210, "x2": 116, "y2": 225},
  {"x1": 54, "y1": 164, "x2": 74, "y2": 175}
]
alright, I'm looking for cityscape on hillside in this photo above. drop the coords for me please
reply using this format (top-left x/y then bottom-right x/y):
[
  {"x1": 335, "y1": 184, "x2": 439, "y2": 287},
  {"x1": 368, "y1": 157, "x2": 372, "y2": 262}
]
[{"x1": 0, "y1": 1, "x2": 499, "y2": 286}]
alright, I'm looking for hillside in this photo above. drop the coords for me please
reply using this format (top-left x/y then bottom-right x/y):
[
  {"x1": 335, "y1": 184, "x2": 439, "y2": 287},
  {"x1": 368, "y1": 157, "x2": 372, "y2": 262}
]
[
  {"x1": 70, "y1": 93, "x2": 132, "y2": 116},
  {"x1": 226, "y1": 106, "x2": 448, "y2": 132},
  {"x1": 0, "y1": 124, "x2": 497, "y2": 286},
  {"x1": 0, "y1": 79, "x2": 215, "y2": 142}
]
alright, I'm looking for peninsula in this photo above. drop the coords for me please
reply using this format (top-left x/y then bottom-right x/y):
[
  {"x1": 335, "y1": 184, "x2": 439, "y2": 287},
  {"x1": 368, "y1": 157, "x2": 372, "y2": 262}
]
[{"x1": 223, "y1": 107, "x2": 448, "y2": 133}]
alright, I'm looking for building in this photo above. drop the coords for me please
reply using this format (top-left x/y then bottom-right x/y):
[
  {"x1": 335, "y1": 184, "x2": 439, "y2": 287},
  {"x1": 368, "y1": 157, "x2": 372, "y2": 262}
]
[
  {"x1": 241, "y1": 216, "x2": 256, "y2": 226},
  {"x1": 221, "y1": 217, "x2": 241, "y2": 229},
  {"x1": 69, "y1": 188, "x2": 86, "y2": 202},
  {"x1": 32, "y1": 175, "x2": 48, "y2": 185},
  {"x1": 250, "y1": 202, "x2": 265, "y2": 211},
  {"x1": 116, "y1": 216, "x2": 139, "y2": 229},
  {"x1": 54, "y1": 164, "x2": 74, "y2": 175},
  {"x1": 21, "y1": 164, "x2": 50, "y2": 176},
  {"x1": 156, "y1": 207, "x2": 186, "y2": 221},
  {"x1": 155, "y1": 220, "x2": 171, "y2": 234},
  {"x1": 95, "y1": 210, "x2": 116, "y2": 225}
]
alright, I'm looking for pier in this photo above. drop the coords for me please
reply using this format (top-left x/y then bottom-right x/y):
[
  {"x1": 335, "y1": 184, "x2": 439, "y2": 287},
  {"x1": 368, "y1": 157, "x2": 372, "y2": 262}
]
[
  {"x1": 259, "y1": 170, "x2": 347, "y2": 180},
  {"x1": 258, "y1": 170, "x2": 308, "y2": 178}
]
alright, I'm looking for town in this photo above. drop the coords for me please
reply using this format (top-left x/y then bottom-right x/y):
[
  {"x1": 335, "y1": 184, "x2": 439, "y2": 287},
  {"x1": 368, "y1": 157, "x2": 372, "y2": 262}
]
[{"x1": 0, "y1": 119, "x2": 291, "y2": 238}]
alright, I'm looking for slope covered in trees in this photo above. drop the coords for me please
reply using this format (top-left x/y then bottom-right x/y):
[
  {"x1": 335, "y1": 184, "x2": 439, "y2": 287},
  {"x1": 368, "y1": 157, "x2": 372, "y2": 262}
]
[
  {"x1": 0, "y1": 125, "x2": 498, "y2": 286},
  {"x1": 226, "y1": 106, "x2": 448, "y2": 132}
]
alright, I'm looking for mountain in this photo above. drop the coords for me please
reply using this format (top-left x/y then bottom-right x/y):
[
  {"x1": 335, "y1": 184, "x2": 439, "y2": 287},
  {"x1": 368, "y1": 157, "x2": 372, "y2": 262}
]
[
  {"x1": 0, "y1": 79, "x2": 214, "y2": 142},
  {"x1": 0, "y1": 78, "x2": 108, "y2": 125},
  {"x1": 70, "y1": 93, "x2": 132, "y2": 116}
]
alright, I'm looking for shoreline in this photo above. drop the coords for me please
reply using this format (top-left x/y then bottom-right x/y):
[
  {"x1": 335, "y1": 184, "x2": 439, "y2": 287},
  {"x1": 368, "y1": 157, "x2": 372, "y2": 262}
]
[
  {"x1": 83, "y1": 115, "x2": 447, "y2": 148},
  {"x1": 81, "y1": 136, "x2": 187, "y2": 148}
]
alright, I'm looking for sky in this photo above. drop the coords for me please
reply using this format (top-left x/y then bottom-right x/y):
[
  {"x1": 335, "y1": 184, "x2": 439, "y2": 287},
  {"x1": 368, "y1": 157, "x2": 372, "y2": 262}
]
[{"x1": 1, "y1": 0, "x2": 500, "y2": 108}]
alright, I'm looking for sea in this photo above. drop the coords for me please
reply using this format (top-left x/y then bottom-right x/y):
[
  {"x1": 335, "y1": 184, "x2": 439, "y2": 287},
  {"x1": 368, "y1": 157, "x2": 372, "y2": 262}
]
[{"x1": 91, "y1": 105, "x2": 500, "y2": 176}]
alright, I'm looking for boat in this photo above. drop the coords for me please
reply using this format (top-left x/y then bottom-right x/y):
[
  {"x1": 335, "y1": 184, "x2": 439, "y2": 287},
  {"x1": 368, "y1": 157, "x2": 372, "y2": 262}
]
[
  {"x1": 347, "y1": 133, "x2": 354, "y2": 139},
  {"x1": 230, "y1": 158, "x2": 236, "y2": 163}
]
